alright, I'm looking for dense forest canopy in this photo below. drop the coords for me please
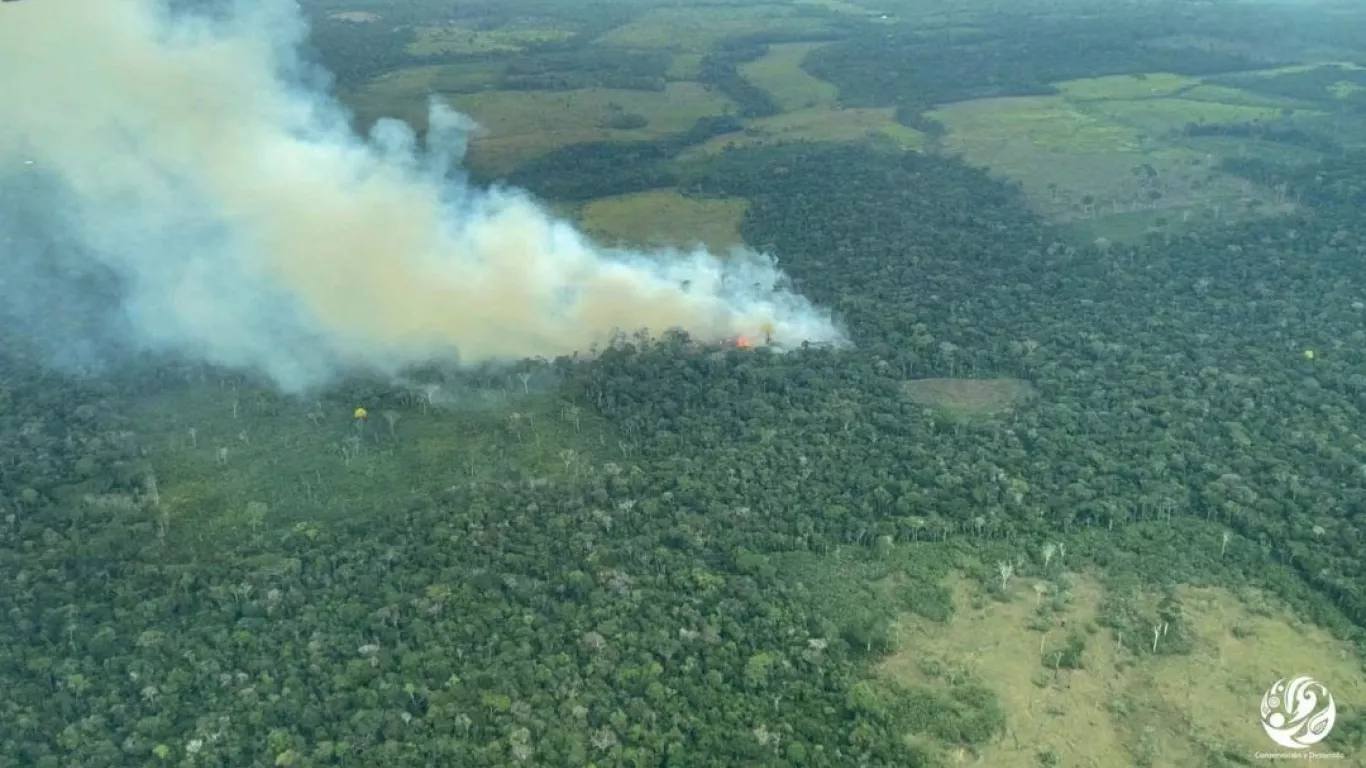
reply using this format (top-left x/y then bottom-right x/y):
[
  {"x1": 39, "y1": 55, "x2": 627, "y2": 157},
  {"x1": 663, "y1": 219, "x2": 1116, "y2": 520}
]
[{"x1": 4, "y1": 0, "x2": 1366, "y2": 766}]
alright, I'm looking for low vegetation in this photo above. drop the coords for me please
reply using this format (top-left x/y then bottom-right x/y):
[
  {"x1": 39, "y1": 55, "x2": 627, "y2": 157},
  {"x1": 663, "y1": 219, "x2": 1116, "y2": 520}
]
[{"x1": 578, "y1": 190, "x2": 750, "y2": 253}]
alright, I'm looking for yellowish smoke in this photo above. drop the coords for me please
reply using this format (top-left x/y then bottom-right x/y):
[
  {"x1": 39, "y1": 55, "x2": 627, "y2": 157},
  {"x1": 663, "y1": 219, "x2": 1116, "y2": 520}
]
[{"x1": 0, "y1": 0, "x2": 842, "y2": 390}]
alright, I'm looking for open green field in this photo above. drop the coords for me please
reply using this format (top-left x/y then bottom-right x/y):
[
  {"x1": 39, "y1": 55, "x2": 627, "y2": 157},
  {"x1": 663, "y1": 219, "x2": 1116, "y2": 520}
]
[
  {"x1": 1244, "y1": 61, "x2": 1365, "y2": 76},
  {"x1": 327, "y1": 11, "x2": 378, "y2": 23},
  {"x1": 1084, "y1": 98, "x2": 1319, "y2": 135},
  {"x1": 338, "y1": 16, "x2": 1354, "y2": 244},
  {"x1": 346, "y1": 78, "x2": 735, "y2": 174},
  {"x1": 346, "y1": 61, "x2": 504, "y2": 107},
  {"x1": 406, "y1": 25, "x2": 575, "y2": 56},
  {"x1": 877, "y1": 572, "x2": 1366, "y2": 766},
  {"x1": 1053, "y1": 73, "x2": 1201, "y2": 101},
  {"x1": 927, "y1": 81, "x2": 1305, "y2": 234},
  {"x1": 902, "y1": 378, "x2": 1037, "y2": 422},
  {"x1": 932, "y1": 96, "x2": 1144, "y2": 153},
  {"x1": 738, "y1": 42, "x2": 840, "y2": 111},
  {"x1": 596, "y1": 5, "x2": 833, "y2": 52},
  {"x1": 1177, "y1": 84, "x2": 1306, "y2": 108},
  {"x1": 666, "y1": 53, "x2": 706, "y2": 81},
  {"x1": 448, "y1": 84, "x2": 734, "y2": 173},
  {"x1": 578, "y1": 190, "x2": 749, "y2": 253},
  {"x1": 684, "y1": 106, "x2": 925, "y2": 158},
  {"x1": 795, "y1": 0, "x2": 875, "y2": 13}
]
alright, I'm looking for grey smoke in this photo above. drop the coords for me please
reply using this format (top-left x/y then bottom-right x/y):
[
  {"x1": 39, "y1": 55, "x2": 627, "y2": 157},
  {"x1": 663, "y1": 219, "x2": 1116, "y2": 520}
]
[{"x1": 0, "y1": 0, "x2": 843, "y2": 391}]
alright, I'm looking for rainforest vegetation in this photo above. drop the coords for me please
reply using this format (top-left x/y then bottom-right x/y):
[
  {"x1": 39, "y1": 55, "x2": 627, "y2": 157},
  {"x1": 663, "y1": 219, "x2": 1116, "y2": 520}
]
[{"x1": 4, "y1": 0, "x2": 1366, "y2": 766}]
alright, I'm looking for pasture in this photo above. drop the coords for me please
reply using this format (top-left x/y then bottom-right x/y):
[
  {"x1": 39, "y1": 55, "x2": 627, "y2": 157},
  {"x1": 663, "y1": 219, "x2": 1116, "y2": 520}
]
[
  {"x1": 596, "y1": 5, "x2": 833, "y2": 52},
  {"x1": 578, "y1": 190, "x2": 750, "y2": 253},
  {"x1": 405, "y1": 25, "x2": 575, "y2": 57},
  {"x1": 877, "y1": 572, "x2": 1366, "y2": 766},
  {"x1": 738, "y1": 42, "x2": 840, "y2": 111},
  {"x1": 683, "y1": 107, "x2": 925, "y2": 158},
  {"x1": 345, "y1": 78, "x2": 735, "y2": 175},
  {"x1": 927, "y1": 83, "x2": 1302, "y2": 229}
]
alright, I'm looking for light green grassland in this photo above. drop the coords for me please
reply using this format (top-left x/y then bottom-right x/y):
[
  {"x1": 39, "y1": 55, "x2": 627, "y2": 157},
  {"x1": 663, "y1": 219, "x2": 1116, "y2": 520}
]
[
  {"x1": 927, "y1": 82, "x2": 1306, "y2": 234},
  {"x1": 877, "y1": 572, "x2": 1366, "y2": 766},
  {"x1": 666, "y1": 53, "x2": 705, "y2": 80},
  {"x1": 795, "y1": 0, "x2": 874, "y2": 13},
  {"x1": 1053, "y1": 73, "x2": 1201, "y2": 101},
  {"x1": 578, "y1": 189, "x2": 749, "y2": 253},
  {"x1": 597, "y1": 5, "x2": 832, "y2": 52},
  {"x1": 738, "y1": 42, "x2": 839, "y2": 111},
  {"x1": 683, "y1": 107, "x2": 924, "y2": 159},
  {"x1": 694, "y1": 38, "x2": 932, "y2": 156},
  {"x1": 345, "y1": 79, "x2": 735, "y2": 175},
  {"x1": 1246, "y1": 61, "x2": 1365, "y2": 76},
  {"x1": 405, "y1": 25, "x2": 575, "y2": 56},
  {"x1": 1177, "y1": 83, "x2": 1309, "y2": 108},
  {"x1": 446, "y1": 84, "x2": 735, "y2": 173},
  {"x1": 327, "y1": 11, "x2": 378, "y2": 23},
  {"x1": 931, "y1": 96, "x2": 1144, "y2": 153},
  {"x1": 347, "y1": 62, "x2": 504, "y2": 107},
  {"x1": 1084, "y1": 98, "x2": 1318, "y2": 135}
]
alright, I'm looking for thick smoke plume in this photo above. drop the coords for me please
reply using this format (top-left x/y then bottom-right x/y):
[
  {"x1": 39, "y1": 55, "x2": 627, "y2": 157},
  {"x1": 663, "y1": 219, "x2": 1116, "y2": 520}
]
[{"x1": 0, "y1": 0, "x2": 843, "y2": 391}]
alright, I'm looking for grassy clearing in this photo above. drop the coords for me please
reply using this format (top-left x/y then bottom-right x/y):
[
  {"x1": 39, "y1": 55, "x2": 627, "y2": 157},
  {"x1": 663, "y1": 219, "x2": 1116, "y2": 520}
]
[
  {"x1": 795, "y1": 0, "x2": 874, "y2": 13},
  {"x1": 683, "y1": 106, "x2": 924, "y2": 158},
  {"x1": 925, "y1": 68, "x2": 1339, "y2": 239},
  {"x1": 931, "y1": 96, "x2": 1144, "y2": 153},
  {"x1": 666, "y1": 53, "x2": 705, "y2": 81},
  {"x1": 902, "y1": 378, "x2": 1037, "y2": 421},
  {"x1": 344, "y1": 80, "x2": 734, "y2": 174},
  {"x1": 444, "y1": 84, "x2": 731, "y2": 139},
  {"x1": 132, "y1": 380, "x2": 609, "y2": 551},
  {"x1": 877, "y1": 572, "x2": 1366, "y2": 766},
  {"x1": 1243, "y1": 61, "x2": 1366, "y2": 77},
  {"x1": 327, "y1": 11, "x2": 378, "y2": 23},
  {"x1": 579, "y1": 190, "x2": 749, "y2": 253},
  {"x1": 406, "y1": 25, "x2": 575, "y2": 56},
  {"x1": 928, "y1": 95, "x2": 1289, "y2": 233},
  {"x1": 597, "y1": 5, "x2": 831, "y2": 52},
  {"x1": 738, "y1": 42, "x2": 840, "y2": 111},
  {"x1": 1330, "y1": 80, "x2": 1365, "y2": 99},
  {"x1": 1054, "y1": 73, "x2": 1202, "y2": 101},
  {"x1": 1084, "y1": 98, "x2": 1318, "y2": 135},
  {"x1": 447, "y1": 83, "x2": 734, "y2": 173},
  {"x1": 1177, "y1": 83, "x2": 1309, "y2": 109},
  {"x1": 345, "y1": 62, "x2": 504, "y2": 109}
]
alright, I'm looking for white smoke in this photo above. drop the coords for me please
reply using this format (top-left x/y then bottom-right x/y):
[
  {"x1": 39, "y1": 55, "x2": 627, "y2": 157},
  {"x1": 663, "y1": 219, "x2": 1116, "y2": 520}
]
[{"x1": 0, "y1": 0, "x2": 843, "y2": 391}]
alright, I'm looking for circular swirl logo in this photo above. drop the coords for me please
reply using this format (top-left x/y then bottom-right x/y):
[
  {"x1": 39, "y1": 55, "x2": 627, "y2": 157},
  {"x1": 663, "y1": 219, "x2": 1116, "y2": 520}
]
[{"x1": 1260, "y1": 675, "x2": 1336, "y2": 750}]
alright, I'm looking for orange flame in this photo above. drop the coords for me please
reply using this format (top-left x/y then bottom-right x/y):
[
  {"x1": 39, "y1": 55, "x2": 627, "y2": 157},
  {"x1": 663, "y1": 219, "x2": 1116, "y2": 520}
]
[{"x1": 735, "y1": 335, "x2": 752, "y2": 349}]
